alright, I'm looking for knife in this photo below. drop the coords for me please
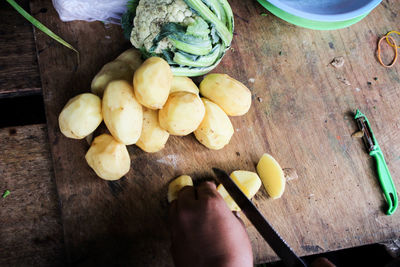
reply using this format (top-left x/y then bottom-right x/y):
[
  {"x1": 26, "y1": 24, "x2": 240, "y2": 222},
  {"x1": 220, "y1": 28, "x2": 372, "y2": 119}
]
[{"x1": 213, "y1": 168, "x2": 307, "y2": 267}]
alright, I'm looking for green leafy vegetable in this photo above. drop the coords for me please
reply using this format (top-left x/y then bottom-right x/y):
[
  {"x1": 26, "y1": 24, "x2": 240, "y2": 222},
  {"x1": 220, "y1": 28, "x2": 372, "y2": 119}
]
[
  {"x1": 125, "y1": 0, "x2": 234, "y2": 76},
  {"x1": 6, "y1": 0, "x2": 79, "y2": 55}
]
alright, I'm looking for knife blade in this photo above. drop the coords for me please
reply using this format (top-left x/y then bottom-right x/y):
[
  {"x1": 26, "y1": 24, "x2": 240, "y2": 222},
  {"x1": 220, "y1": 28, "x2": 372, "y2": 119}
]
[{"x1": 212, "y1": 168, "x2": 307, "y2": 267}]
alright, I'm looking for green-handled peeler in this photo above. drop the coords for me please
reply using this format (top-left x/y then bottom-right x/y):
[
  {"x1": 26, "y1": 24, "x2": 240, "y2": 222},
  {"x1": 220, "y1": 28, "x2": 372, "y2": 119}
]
[{"x1": 355, "y1": 109, "x2": 398, "y2": 215}]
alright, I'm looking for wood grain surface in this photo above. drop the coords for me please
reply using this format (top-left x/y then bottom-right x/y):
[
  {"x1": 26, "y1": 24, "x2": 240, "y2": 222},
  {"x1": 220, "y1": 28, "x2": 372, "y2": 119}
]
[
  {"x1": 0, "y1": 124, "x2": 65, "y2": 266},
  {"x1": 0, "y1": 0, "x2": 41, "y2": 98},
  {"x1": 31, "y1": 0, "x2": 400, "y2": 265}
]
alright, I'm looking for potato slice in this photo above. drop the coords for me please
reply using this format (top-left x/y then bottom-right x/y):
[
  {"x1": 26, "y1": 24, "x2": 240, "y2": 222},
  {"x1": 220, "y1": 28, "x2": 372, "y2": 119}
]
[
  {"x1": 194, "y1": 98, "x2": 234, "y2": 150},
  {"x1": 58, "y1": 93, "x2": 102, "y2": 139},
  {"x1": 115, "y1": 48, "x2": 143, "y2": 71},
  {"x1": 199, "y1": 73, "x2": 251, "y2": 116},
  {"x1": 85, "y1": 134, "x2": 130, "y2": 181},
  {"x1": 159, "y1": 92, "x2": 205, "y2": 136},
  {"x1": 136, "y1": 107, "x2": 169, "y2": 152},
  {"x1": 217, "y1": 171, "x2": 261, "y2": 211},
  {"x1": 102, "y1": 80, "x2": 143, "y2": 145},
  {"x1": 217, "y1": 184, "x2": 240, "y2": 211},
  {"x1": 168, "y1": 175, "x2": 194, "y2": 203},
  {"x1": 133, "y1": 57, "x2": 172, "y2": 109},
  {"x1": 170, "y1": 76, "x2": 199, "y2": 95},
  {"x1": 256, "y1": 153, "x2": 285, "y2": 199},
  {"x1": 91, "y1": 60, "x2": 133, "y2": 96}
]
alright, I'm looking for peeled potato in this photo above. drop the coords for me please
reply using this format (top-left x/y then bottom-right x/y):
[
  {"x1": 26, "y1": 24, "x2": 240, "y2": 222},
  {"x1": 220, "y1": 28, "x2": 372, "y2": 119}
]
[
  {"x1": 136, "y1": 107, "x2": 169, "y2": 152},
  {"x1": 170, "y1": 76, "x2": 199, "y2": 95},
  {"x1": 59, "y1": 93, "x2": 102, "y2": 139},
  {"x1": 115, "y1": 48, "x2": 143, "y2": 71},
  {"x1": 199, "y1": 73, "x2": 251, "y2": 116},
  {"x1": 85, "y1": 134, "x2": 130, "y2": 181},
  {"x1": 194, "y1": 98, "x2": 234, "y2": 150},
  {"x1": 91, "y1": 60, "x2": 133, "y2": 96},
  {"x1": 133, "y1": 57, "x2": 172, "y2": 109},
  {"x1": 256, "y1": 153, "x2": 285, "y2": 199},
  {"x1": 217, "y1": 185, "x2": 240, "y2": 211},
  {"x1": 217, "y1": 170, "x2": 262, "y2": 211},
  {"x1": 159, "y1": 92, "x2": 205, "y2": 136},
  {"x1": 168, "y1": 175, "x2": 193, "y2": 203},
  {"x1": 102, "y1": 80, "x2": 143, "y2": 145}
]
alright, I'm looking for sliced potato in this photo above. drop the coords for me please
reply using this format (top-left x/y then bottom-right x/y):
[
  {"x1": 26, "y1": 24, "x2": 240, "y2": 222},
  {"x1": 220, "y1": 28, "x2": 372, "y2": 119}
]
[
  {"x1": 194, "y1": 98, "x2": 234, "y2": 150},
  {"x1": 199, "y1": 73, "x2": 251, "y2": 116},
  {"x1": 168, "y1": 175, "x2": 194, "y2": 203},
  {"x1": 59, "y1": 93, "x2": 102, "y2": 139},
  {"x1": 159, "y1": 92, "x2": 205, "y2": 136},
  {"x1": 91, "y1": 60, "x2": 133, "y2": 96},
  {"x1": 115, "y1": 48, "x2": 143, "y2": 70},
  {"x1": 133, "y1": 57, "x2": 172, "y2": 109},
  {"x1": 170, "y1": 76, "x2": 199, "y2": 95},
  {"x1": 217, "y1": 170, "x2": 262, "y2": 211},
  {"x1": 102, "y1": 80, "x2": 143, "y2": 145},
  {"x1": 256, "y1": 153, "x2": 285, "y2": 199},
  {"x1": 217, "y1": 185, "x2": 240, "y2": 211},
  {"x1": 85, "y1": 134, "x2": 130, "y2": 181},
  {"x1": 136, "y1": 107, "x2": 169, "y2": 152}
]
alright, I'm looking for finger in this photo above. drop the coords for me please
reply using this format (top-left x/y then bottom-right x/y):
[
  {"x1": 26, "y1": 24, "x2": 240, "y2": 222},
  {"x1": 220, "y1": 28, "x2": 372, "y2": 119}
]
[
  {"x1": 169, "y1": 199, "x2": 178, "y2": 223},
  {"x1": 311, "y1": 257, "x2": 336, "y2": 267},
  {"x1": 196, "y1": 181, "x2": 219, "y2": 200},
  {"x1": 232, "y1": 211, "x2": 246, "y2": 227},
  {"x1": 177, "y1": 186, "x2": 197, "y2": 208}
]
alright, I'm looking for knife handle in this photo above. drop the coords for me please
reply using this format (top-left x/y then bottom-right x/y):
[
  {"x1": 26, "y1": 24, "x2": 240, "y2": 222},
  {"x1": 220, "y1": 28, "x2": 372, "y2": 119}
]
[{"x1": 370, "y1": 149, "x2": 398, "y2": 215}]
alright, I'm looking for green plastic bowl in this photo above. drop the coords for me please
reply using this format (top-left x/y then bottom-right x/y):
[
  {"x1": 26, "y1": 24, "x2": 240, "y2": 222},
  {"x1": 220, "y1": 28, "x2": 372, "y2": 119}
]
[{"x1": 257, "y1": 0, "x2": 369, "y2": 30}]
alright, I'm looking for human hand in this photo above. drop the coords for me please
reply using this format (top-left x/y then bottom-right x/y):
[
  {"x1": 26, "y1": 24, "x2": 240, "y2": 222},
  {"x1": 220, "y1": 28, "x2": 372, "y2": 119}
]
[
  {"x1": 169, "y1": 181, "x2": 253, "y2": 267},
  {"x1": 311, "y1": 257, "x2": 336, "y2": 267}
]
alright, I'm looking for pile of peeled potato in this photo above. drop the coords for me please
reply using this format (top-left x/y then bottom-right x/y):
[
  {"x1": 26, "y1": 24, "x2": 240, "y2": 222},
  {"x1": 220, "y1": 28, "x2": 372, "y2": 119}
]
[{"x1": 58, "y1": 49, "x2": 252, "y2": 181}]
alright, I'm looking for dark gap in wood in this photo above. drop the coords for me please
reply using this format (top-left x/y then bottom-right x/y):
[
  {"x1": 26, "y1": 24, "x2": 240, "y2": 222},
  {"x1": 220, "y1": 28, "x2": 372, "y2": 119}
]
[
  {"x1": 0, "y1": 88, "x2": 42, "y2": 99},
  {"x1": 0, "y1": 94, "x2": 46, "y2": 128},
  {"x1": 0, "y1": 0, "x2": 42, "y2": 98}
]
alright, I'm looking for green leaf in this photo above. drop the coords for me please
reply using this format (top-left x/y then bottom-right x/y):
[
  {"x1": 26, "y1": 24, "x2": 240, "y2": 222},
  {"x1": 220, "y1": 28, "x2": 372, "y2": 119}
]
[
  {"x1": 171, "y1": 56, "x2": 223, "y2": 76},
  {"x1": 210, "y1": 26, "x2": 220, "y2": 44},
  {"x1": 2, "y1": 190, "x2": 10, "y2": 199},
  {"x1": 6, "y1": 0, "x2": 79, "y2": 56},
  {"x1": 121, "y1": 0, "x2": 140, "y2": 40},
  {"x1": 169, "y1": 34, "x2": 212, "y2": 56},
  {"x1": 216, "y1": 0, "x2": 234, "y2": 33},
  {"x1": 151, "y1": 22, "x2": 212, "y2": 55},
  {"x1": 161, "y1": 50, "x2": 176, "y2": 65},
  {"x1": 151, "y1": 22, "x2": 186, "y2": 51},
  {"x1": 173, "y1": 44, "x2": 221, "y2": 67},
  {"x1": 184, "y1": 0, "x2": 233, "y2": 46},
  {"x1": 202, "y1": 0, "x2": 227, "y2": 26},
  {"x1": 127, "y1": 0, "x2": 140, "y2": 12},
  {"x1": 139, "y1": 47, "x2": 157, "y2": 59},
  {"x1": 186, "y1": 17, "x2": 210, "y2": 38}
]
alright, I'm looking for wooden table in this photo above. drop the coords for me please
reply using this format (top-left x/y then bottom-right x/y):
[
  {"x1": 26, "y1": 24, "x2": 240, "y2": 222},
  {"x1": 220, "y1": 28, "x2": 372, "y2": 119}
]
[{"x1": 1, "y1": 0, "x2": 400, "y2": 266}]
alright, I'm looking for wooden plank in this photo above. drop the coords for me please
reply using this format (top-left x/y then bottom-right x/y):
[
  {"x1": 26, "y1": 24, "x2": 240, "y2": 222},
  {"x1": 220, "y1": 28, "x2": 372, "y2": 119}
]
[
  {"x1": 0, "y1": 124, "x2": 66, "y2": 266},
  {"x1": 32, "y1": 0, "x2": 400, "y2": 265},
  {"x1": 0, "y1": 0, "x2": 41, "y2": 98}
]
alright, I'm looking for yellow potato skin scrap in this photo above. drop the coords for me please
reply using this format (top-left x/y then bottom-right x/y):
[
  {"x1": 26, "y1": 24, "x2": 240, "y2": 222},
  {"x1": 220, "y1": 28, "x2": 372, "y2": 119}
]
[{"x1": 256, "y1": 153, "x2": 285, "y2": 199}]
